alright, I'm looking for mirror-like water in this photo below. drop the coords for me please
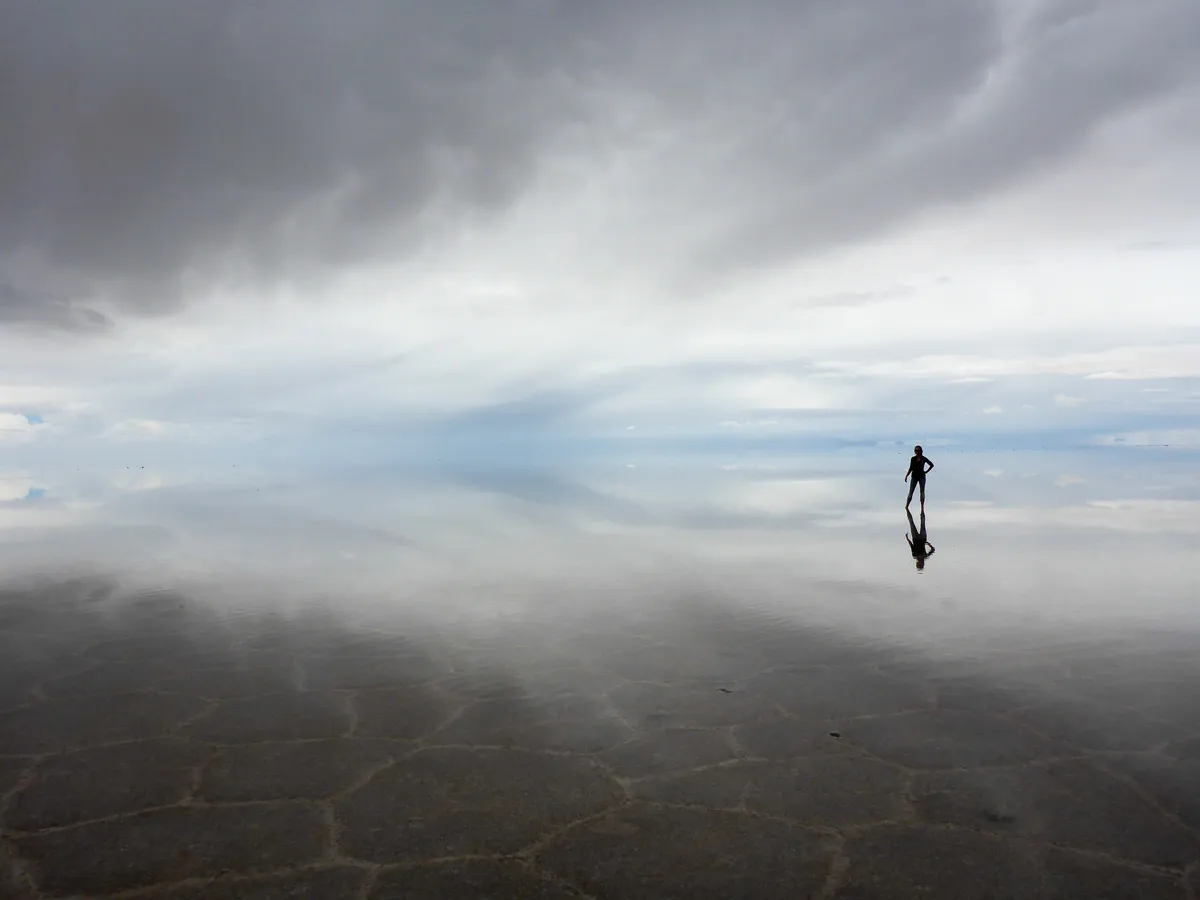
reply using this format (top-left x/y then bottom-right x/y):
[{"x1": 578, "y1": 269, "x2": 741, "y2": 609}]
[{"x1": 2, "y1": 449, "x2": 1198, "y2": 897}]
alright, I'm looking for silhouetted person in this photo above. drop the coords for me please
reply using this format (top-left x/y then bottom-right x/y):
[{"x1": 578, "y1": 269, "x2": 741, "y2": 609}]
[
  {"x1": 906, "y1": 508, "x2": 935, "y2": 571},
  {"x1": 904, "y1": 444, "x2": 934, "y2": 509}
]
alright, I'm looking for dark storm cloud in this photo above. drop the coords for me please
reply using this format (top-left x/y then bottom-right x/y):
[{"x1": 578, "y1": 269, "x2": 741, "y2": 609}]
[
  {"x1": 0, "y1": 283, "x2": 111, "y2": 331},
  {"x1": 1, "y1": 0, "x2": 603, "y2": 309},
  {"x1": 2, "y1": 0, "x2": 1197, "y2": 323},
  {"x1": 673, "y1": 0, "x2": 1200, "y2": 286}
]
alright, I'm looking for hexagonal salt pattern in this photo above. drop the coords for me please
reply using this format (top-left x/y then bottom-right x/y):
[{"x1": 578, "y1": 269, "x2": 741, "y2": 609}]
[{"x1": 2, "y1": 578, "x2": 1199, "y2": 898}]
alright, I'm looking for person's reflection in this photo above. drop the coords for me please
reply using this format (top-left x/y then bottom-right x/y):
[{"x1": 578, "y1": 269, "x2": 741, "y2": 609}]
[{"x1": 906, "y1": 508, "x2": 935, "y2": 571}]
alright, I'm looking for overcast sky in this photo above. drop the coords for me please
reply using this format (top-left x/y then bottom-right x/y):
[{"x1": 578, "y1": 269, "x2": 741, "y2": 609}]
[{"x1": 2, "y1": 0, "x2": 1198, "y2": 460}]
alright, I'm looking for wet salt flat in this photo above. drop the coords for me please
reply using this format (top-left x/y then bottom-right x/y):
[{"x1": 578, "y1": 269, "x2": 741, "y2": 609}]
[{"x1": 1, "y1": 449, "x2": 1199, "y2": 898}]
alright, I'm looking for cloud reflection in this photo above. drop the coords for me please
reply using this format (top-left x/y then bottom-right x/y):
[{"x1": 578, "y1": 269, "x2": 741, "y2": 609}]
[{"x1": 0, "y1": 452, "x2": 1197, "y2": 651}]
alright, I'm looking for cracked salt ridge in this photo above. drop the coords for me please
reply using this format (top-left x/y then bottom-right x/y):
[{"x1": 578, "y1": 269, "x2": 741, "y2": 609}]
[{"x1": 2, "y1": 580, "x2": 1200, "y2": 897}]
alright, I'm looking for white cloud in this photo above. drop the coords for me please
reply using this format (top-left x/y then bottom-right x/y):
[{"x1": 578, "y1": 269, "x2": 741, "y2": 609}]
[
  {"x1": 103, "y1": 420, "x2": 192, "y2": 441},
  {"x1": 0, "y1": 477, "x2": 35, "y2": 502},
  {"x1": 0, "y1": 413, "x2": 42, "y2": 444},
  {"x1": 0, "y1": 1, "x2": 1197, "y2": 452},
  {"x1": 851, "y1": 500, "x2": 1200, "y2": 534},
  {"x1": 822, "y1": 343, "x2": 1200, "y2": 382}
]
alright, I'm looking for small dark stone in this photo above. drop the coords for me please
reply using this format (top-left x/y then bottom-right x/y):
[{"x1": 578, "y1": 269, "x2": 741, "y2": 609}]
[{"x1": 983, "y1": 810, "x2": 1016, "y2": 823}]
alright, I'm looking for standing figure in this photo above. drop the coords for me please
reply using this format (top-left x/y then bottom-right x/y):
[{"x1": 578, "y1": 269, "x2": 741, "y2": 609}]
[
  {"x1": 904, "y1": 444, "x2": 934, "y2": 509},
  {"x1": 906, "y1": 508, "x2": 935, "y2": 571}
]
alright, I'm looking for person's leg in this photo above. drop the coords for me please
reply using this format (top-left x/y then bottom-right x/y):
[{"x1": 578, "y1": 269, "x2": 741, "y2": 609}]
[
  {"x1": 906, "y1": 479, "x2": 917, "y2": 506},
  {"x1": 919, "y1": 476, "x2": 926, "y2": 506}
]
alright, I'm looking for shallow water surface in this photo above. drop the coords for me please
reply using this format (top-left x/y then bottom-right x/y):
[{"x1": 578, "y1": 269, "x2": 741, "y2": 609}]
[{"x1": 1, "y1": 451, "x2": 1198, "y2": 897}]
